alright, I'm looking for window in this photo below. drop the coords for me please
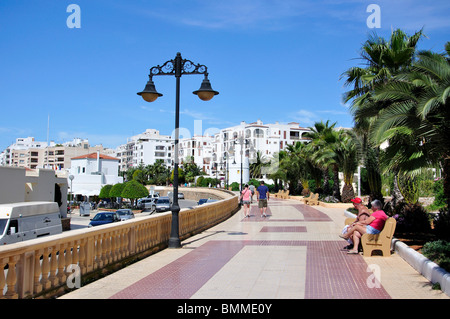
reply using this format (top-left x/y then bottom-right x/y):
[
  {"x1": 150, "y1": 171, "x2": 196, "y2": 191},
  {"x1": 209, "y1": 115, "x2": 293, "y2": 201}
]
[
  {"x1": 254, "y1": 129, "x2": 262, "y2": 137},
  {"x1": 290, "y1": 131, "x2": 300, "y2": 140},
  {"x1": 7, "y1": 220, "x2": 18, "y2": 235},
  {"x1": 0, "y1": 219, "x2": 8, "y2": 235}
]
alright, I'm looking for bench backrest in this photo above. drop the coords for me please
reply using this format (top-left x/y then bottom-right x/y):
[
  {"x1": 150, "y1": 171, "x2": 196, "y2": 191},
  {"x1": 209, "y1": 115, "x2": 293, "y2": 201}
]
[{"x1": 380, "y1": 217, "x2": 396, "y2": 239}]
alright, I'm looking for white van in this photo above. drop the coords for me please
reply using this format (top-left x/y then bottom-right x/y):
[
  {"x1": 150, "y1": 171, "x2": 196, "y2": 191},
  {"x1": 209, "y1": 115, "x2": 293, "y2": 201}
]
[{"x1": 0, "y1": 202, "x2": 63, "y2": 245}]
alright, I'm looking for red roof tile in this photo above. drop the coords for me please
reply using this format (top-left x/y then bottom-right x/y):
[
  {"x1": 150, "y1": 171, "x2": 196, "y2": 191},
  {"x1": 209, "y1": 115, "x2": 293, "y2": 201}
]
[{"x1": 71, "y1": 153, "x2": 119, "y2": 161}]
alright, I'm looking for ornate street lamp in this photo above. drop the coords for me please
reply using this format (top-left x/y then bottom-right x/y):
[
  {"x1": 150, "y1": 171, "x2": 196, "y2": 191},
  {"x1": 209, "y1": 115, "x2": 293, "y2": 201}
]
[
  {"x1": 137, "y1": 52, "x2": 219, "y2": 248},
  {"x1": 233, "y1": 135, "x2": 250, "y2": 192}
]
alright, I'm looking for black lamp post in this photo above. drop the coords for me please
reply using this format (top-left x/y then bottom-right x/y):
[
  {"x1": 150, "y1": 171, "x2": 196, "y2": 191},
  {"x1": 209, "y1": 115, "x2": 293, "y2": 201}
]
[{"x1": 137, "y1": 52, "x2": 219, "y2": 248}]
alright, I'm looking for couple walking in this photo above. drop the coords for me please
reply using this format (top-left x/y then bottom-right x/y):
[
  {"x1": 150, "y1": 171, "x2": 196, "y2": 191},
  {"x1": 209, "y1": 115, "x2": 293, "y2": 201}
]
[{"x1": 240, "y1": 181, "x2": 270, "y2": 218}]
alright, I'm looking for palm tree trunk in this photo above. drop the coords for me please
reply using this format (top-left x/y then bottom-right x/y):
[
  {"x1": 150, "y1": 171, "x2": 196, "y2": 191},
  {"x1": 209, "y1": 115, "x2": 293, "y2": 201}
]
[
  {"x1": 391, "y1": 171, "x2": 404, "y2": 208},
  {"x1": 342, "y1": 184, "x2": 355, "y2": 203},
  {"x1": 322, "y1": 168, "x2": 330, "y2": 195},
  {"x1": 332, "y1": 164, "x2": 341, "y2": 201},
  {"x1": 366, "y1": 148, "x2": 383, "y2": 204}
]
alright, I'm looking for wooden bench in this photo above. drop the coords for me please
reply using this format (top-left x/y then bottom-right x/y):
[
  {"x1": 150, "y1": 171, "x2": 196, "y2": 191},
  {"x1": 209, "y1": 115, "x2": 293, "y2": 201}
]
[
  {"x1": 343, "y1": 216, "x2": 396, "y2": 256},
  {"x1": 274, "y1": 190, "x2": 283, "y2": 198},
  {"x1": 361, "y1": 217, "x2": 396, "y2": 256},
  {"x1": 280, "y1": 190, "x2": 289, "y2": 199},
  {"x1": 303, "y1": 193, "x2": 319, "y2": 205}
]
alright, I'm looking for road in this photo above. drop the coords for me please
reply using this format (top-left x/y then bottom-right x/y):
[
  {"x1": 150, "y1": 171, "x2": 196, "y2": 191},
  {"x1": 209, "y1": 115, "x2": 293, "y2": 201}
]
[{"x1": 68, "y1": 199, "x2": 198, "y2": 230}]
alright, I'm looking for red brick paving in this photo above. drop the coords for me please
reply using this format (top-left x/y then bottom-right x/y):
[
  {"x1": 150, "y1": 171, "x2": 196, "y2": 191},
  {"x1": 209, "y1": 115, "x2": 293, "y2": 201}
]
[
  {"x1": 110, "y1": 239, "x2": 390, "y2": 299},
  {"x1": 110, "y1": 201, "x2": 390, "y2": 299},
  {"x1": 260, "y1": 226, "x2": 307, "y2": 232}
]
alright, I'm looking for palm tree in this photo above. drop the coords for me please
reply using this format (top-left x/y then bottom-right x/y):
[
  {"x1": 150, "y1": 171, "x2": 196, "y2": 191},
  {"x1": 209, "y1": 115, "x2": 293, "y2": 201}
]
[
  {"x1": 334, "y1": 130, "x2": 361, "y2": 202},
  {"x1": 304, "y1": 120, "x2": 337, "y2": 196},
  {"x1": 282, "y1": 141, "x2": 313, "y2": 195},
  {"x1": 249, "y1": 150, "x2": 269, "y2": 179},
  {"x1": 341, "y1": 28, "x2": 425, "y2": 205},
  {"x1": 266, "y1": 152, "x2": 286, "y2": 192},
  {"x1": 370, "y1": 42, "x2": 450, "y2": 205}
]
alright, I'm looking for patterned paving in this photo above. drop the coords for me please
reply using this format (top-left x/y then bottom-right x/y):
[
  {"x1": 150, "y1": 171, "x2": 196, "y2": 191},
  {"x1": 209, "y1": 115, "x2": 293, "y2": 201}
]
[
  {"x1": 110, "y1": 202, "x2": 390, "y2": 299},
  {"x1": 260, "y1": 226, "x2": 307, "y2": 233},
  {"x1": 60, "y1": 197, "x2": 450, "y2": 300}
]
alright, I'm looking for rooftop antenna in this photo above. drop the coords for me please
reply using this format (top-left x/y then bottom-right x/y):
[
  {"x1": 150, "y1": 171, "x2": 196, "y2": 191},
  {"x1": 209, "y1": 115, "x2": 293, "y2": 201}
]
[{"x1": 46, "y1": 114, "x2": 50, "y2": 169}]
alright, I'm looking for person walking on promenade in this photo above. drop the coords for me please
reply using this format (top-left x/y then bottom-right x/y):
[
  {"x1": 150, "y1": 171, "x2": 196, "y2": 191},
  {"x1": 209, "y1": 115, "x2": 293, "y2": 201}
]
[
  {"x1": 249, "y1": 184, "x2": 255, "y2": 203},
  {"x1": 341, "y1": 197, "x2": 371, "y2": 250},
  {"x1": 340, "y1": 199, "x2": 388, "y2": 254},
  {"x1": 256, "y1": 180, "x2": 270, "y2": 217},
  {"x1": 240, "y1": 184, "x2": 252, "y2": 218}
]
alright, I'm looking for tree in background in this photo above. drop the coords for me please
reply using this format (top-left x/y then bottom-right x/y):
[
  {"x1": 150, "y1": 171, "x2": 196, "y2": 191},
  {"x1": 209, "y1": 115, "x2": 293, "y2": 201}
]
[
  {"x1": 121, "y1": 180, "x2": 149, "y2": 207},
  {"x1": 370, "y1": 42, "x2": 450, "y2": 206},
  {"x1": 341, "y1": 28, "x2": 425, "y2": 206}
]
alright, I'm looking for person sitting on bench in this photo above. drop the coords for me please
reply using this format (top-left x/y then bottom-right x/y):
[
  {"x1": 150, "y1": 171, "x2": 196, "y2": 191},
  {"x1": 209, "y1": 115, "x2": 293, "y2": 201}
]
[
  {"x1": 340, "y1": 199, "x2": 388, "y2": 255},
  {"x1": 341, "y1": 197, "x2": 371, "y2": 251}
]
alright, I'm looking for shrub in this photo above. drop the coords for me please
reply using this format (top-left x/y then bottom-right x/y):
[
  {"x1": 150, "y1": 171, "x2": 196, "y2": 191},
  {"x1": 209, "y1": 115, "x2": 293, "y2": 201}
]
[
  {"x1": 230, "y1": 182, "x2": 240, "y2": 191},
  {"x1": 110, "y1": 182, "x2": 127, "y2": 198},
  {"x1": 392, "y1": 202, "x2": 432, "y2": 233},
  {"x1": 121, "y1": 180, "x2": 149, "y2": 207},
  {"x1": 422, "y1": 240, "x2": 450, "y2": 272},
  {"x1": 433, "y1": 209, "x2": 450, "y2": 240},
  {"x1": 99, "y1": 184, "x2": 113, "y2": 199},
  {"x1": 432, "y1": 179, "x2": 447, "y2": 209},
  {"x1": 196, "y1": 176, "x2": 204, "y2": 187}
]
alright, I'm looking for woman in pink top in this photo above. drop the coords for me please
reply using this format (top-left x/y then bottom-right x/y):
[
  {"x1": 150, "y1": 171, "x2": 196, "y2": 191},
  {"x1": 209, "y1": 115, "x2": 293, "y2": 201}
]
[
  {"x1": 240, "y1": 184, "x2": 252, "y2": 218},
  {"x1": 340, "y1": 199, "x2": 388, "y2": 254}
]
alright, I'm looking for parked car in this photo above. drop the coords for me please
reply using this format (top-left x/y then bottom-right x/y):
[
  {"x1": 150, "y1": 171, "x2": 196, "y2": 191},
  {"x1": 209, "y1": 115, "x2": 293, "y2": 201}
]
[
  {"x1": 88, "y1": 212, "x2": 121, "y2": 227},
  {"x1": 167, "y1": 191, "x2": 184, "y2": 200},
  {"x1": 147, "y1": 193, "x2": 160, "y2": 200},
  {"x1": 198, "y1": 198, "x2": 217, "y2": 205},
  {"x1": 116, "y1": 209, "x2": 135, "y2": 221},
  {"x1": 139, "y1": 198, "x2": 156, "y2": 211},
  {"x1": 155, "y1": 196, "x2": 171, "y2": 212}
]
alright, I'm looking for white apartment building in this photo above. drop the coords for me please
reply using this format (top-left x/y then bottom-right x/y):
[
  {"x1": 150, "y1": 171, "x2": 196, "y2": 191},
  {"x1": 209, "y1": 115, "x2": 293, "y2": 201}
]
[
  {"x1": 0, "y1": 137, "x2": 105, "y2": 170},
  {"x1": 0, "y1": 137, "x2": 49, "y2": 168},
  {"x1": 178, "y1": 135, "x2": 214, "y2": 174},
  {"x1": 115, "y1": 129, "x2": 215, "y2": 175},
  {"x1": 212, "y1": 120, "x2": 311, "y2": 185},
  {"x1": 115, "y1": 129, "x2": 173, "y2": 171},
  {"x1": 114, "y1": 121, "x2": 311, "y2": 186}
]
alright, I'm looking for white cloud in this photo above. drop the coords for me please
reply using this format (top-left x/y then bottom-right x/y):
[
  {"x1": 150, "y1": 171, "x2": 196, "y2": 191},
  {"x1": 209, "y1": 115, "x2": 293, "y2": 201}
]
[
  {"x1": 130, "y1": 0, "x2": 450, "y2": 33},
  {"x1": 132, "y1": 0, "x2": 318, "y2": 30},
  {"x1": 290, "y1": 109, "x2": 317, "y2": 126},
  {"x1": 56, "y1": 131, "x2": 126, "y2": 149}
]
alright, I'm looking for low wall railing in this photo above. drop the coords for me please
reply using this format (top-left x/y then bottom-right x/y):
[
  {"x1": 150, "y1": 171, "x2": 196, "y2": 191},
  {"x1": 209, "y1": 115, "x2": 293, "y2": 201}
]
[{"x1": 0, "y1": 188, "x2": 238, "y2": 299}]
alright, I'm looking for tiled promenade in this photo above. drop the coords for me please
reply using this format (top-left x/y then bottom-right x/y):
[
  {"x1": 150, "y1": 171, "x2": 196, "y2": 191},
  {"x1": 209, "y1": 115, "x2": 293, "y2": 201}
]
[{"x1": 60, "y1": 198, "x2": 449, "y2": 300}]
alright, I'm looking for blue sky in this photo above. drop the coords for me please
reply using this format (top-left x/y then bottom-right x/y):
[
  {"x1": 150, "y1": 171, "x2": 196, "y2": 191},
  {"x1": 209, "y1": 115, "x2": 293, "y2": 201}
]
[{"x1": 0, "y1": 0, "x2": 449, "y2": 150}]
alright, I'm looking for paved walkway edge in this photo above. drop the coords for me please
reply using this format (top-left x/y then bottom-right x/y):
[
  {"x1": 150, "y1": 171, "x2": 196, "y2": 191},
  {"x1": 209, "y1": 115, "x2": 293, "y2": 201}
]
[{"x1": 344, "y1": 210, "x2": 450, "y2": 297}]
